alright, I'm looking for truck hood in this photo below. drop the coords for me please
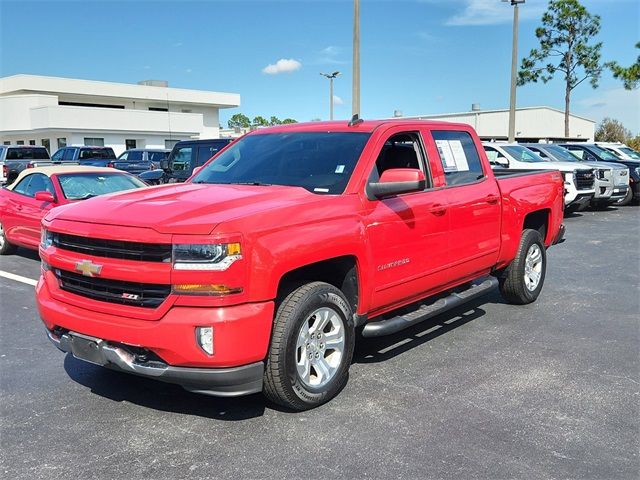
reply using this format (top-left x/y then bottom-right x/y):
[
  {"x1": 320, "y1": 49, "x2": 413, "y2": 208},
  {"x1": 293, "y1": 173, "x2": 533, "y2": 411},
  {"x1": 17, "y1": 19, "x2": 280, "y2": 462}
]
[
  {"x1": 535, "y1": 161, "x2": 593, "y2": 172},
  {"x1": 48, "y1": 183, "x2": 316, "y2": 235}
]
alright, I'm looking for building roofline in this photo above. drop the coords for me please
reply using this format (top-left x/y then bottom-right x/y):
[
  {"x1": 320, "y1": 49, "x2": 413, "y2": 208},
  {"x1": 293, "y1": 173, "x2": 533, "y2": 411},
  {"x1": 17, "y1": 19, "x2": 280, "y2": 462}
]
[
  {"x1": 0, "y1": 74, "x2": 240, "y2": 109},
  {"x1": 400, "y1": 106, "x2": 594, "y2": 123}
]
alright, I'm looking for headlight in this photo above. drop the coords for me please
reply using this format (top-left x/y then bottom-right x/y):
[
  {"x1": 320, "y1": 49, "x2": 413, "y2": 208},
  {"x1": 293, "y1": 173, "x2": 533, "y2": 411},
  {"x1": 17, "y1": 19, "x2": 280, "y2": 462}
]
[
  {"x1": 563, "y1": 172, "x2": 574, "y2": 185},
  {"x1": 40, "y1": 228, "x2": 53, "y2": 249},
  {"x1": 172, "y1": 243, "x2": 241, "y2": 270}
]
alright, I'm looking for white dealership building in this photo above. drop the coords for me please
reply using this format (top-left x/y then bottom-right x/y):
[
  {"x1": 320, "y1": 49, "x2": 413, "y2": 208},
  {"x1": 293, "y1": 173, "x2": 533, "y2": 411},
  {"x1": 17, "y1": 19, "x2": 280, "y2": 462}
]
[
  {"x1": 0, "y1": 74, "x2": 240, "y2": 155},
  {"x1": 399, "y1": 106, "x2": 595, "y2": 143}
]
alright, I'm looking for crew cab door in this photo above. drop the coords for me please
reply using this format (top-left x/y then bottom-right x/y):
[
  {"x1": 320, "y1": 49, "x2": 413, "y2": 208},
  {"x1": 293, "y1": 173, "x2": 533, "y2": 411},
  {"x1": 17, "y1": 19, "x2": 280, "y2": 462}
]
[
  {"x1": 427, "y1": 129, "x2": 501, "y2": 283},
  {"x1": 363, "y1": 129, "x2": 450, "y2": 312}
]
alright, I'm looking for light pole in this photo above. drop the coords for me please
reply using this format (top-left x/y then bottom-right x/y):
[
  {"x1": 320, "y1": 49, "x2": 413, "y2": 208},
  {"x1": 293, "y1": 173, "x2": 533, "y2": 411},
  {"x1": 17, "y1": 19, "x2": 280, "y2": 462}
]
[
  {"x1": 320, "y1": 71, "x2": 340, "y2": 120},
  {"x1": 352, "y1": 0, "x2": 360, "y2": 119},
  {"x1": 504, "y1": 0, "x2": 524, "y2": 143}
]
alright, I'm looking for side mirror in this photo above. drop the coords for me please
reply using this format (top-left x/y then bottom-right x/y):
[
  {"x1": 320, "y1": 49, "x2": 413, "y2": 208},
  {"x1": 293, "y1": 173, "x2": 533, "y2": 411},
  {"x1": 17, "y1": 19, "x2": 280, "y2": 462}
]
[
  {"x1": 368, "y1": 168, "x2": 426, "y2": 200},
  {"x1": 191, "y1": 165, "x2": 204, "y2": 177},
  {"x1": 160, "y1": 159, "x2": 169, "y2": 170},
  {"x1": 35, "y1": 191, "x2": 56, "y2": 203}
]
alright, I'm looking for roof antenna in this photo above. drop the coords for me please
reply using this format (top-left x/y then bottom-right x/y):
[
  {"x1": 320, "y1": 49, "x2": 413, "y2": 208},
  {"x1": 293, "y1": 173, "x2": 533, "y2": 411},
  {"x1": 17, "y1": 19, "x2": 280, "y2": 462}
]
[{"x1": 348, "y1": 114, "x2": 363, "y2": 127}]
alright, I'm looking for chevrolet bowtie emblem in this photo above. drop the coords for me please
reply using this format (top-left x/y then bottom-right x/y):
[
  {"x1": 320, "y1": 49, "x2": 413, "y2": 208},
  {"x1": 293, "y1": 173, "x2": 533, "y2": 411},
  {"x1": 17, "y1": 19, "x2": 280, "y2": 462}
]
[{"x1": 75, "y1": 259, "x2": 103, "y2": 277}]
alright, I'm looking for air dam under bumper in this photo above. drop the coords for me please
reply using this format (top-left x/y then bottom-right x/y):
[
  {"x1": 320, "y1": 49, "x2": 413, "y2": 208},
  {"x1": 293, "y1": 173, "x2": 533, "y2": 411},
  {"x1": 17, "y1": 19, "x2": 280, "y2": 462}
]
[{"x1": 47, "y1": 330, "x2": 264, "y2": 397}]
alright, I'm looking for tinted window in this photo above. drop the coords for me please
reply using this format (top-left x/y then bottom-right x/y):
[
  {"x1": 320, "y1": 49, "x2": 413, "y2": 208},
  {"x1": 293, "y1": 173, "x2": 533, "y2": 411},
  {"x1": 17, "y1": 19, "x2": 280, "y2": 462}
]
[
  {"x1": 196, "y1": 145, "x2": 220, "y2": 166},
  {"x1": 58, "y1": 173, "x2": 146, "y2": 200},
  {"x1": 6, "y1": 147, "x2": 50, "y2": 160},
  {"x1": 589, "y1": 146, "x2": 620, "y2": 161},
  {"x1": 12, "y1": 173, "x2": 54, "y2": 197},
  {"x1": 51, "y1": 150, "x2": 64, "y2": 161},
  {"x1": 544, "y1": 145, "x2": 580, "y2": 162},
  {"x1": 433, "y1": 131, "x2": 484, "y2": 185},
  {"x1": 170, "y1": 146, "x2": 193, "y2": 172},
  {"x1": 79, "y1": 148, "x2": 116, "y2": 160},
  {"x1": 125, "y1": 151, "x2": 144, "y2": 161},
  {"x1": 149, "y1": 151, "x2": 169, "y2": 162},
  {"x1": 502, "y1": 146, "x2": 544, "y2": 163},
  {"x1": 62, "y1": 149, "x2": 76, "y2": 161},
  {"x1": 193, "y1": 132, "x2": 371, "y2": 194},
  {"x1": 620, "y1": 147, "x2": 640, "y2": 159}
]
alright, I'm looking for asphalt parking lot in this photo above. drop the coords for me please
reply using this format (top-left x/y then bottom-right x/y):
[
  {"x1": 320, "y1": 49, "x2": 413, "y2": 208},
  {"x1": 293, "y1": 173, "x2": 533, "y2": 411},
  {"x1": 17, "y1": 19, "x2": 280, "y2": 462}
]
[{"x1": 1, "y1": 206, "x2": 638, "y2": 480}]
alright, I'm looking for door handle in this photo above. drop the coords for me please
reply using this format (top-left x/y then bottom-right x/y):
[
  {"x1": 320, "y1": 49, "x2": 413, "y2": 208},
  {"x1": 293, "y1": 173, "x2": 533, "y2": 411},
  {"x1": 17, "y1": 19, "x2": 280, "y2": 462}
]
[
  {"x1": 431, "y1": 205, "x2": 447, "y2": 216},
  {"x1": 485, "y1": 195, "x2": 499, "y2": 205}
]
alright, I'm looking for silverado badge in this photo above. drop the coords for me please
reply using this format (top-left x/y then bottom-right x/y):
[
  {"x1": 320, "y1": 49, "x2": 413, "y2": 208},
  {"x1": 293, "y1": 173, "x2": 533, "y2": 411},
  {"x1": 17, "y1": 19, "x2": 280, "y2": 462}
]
[{"x1": 75, "y1": 259, "x2": 103, "y2": 277}]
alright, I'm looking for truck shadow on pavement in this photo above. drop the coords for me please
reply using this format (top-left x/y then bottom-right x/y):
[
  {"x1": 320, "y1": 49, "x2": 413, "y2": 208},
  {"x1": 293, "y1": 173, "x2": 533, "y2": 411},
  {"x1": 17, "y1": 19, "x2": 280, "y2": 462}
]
[
  {"x1": 62, "y1": 289, "x2": 506, "y2": 418},
  {"x1": 354, "y1": 289, "x2": 505, "y2": 364},
  {"x1": 62, "y1": 355, "x2": 267, "y2": 420}
]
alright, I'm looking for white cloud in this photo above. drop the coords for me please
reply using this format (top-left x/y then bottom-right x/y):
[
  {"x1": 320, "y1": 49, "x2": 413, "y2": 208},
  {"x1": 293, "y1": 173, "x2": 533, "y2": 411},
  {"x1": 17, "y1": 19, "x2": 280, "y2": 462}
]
[
  {"x1": 333, "y1": 95, "x2": 344, "y2": 105},
  {"x1": 262, "y1": 58, "x2": 302, "y2": 75},
  {"x1": 576, "y1": 87, "x2": 640, "y2": 134},
  {"x1": 321, "y1": 46, "x2": 341, "y2": 56},
  {"x1": 444, "y1": 0, "x2": 544, "y2": 26}
]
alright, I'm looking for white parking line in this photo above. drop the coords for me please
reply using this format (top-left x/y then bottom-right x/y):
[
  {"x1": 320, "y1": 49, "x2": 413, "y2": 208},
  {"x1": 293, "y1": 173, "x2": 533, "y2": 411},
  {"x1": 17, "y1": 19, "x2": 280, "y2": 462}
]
[{"x1": 0, "y1": 270, "x2": 38, "y2": 287}]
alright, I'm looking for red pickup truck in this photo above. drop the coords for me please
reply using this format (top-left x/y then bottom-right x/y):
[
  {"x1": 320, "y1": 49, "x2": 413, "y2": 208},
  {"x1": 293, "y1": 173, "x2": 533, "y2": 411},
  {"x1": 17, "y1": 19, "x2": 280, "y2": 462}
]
[{"x1": 37, "y1": 120, "x2": 565, "y2": 410}]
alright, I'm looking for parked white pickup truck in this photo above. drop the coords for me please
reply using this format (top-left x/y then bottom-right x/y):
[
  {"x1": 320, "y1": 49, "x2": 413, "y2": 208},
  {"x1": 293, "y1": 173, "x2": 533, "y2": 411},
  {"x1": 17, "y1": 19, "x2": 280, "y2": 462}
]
[{"x1": 482, "y1": 142, "x2": 595, "y2": 211}]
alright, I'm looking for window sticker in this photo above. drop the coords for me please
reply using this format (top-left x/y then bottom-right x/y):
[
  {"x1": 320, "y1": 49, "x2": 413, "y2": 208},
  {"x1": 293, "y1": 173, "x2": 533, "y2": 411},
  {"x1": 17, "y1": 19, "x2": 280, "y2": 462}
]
[
  {"x1": 314, "y1": 187, "x2": 329, "y2": 193},
  {"x1": 335, "y1": 164, "x2": 345, "y2": 174},
  {"x1": 435, "y1": 140, "x2": 457, "y2": 172},
  {"x1": 436, "y1": 139, "x2": 470, "y2": 172}
]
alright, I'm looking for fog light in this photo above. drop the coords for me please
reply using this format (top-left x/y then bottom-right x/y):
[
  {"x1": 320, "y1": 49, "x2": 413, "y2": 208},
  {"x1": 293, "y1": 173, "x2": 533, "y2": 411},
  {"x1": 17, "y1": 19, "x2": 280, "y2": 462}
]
[{"x1": 196, "y1": 326, "x2": 214, "y2": 355}]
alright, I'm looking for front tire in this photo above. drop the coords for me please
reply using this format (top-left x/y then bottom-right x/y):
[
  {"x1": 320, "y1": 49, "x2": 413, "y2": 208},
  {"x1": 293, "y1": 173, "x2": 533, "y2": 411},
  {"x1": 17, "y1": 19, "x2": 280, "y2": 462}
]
[
  {"x1": 499, "y1": 229, "x2": 547, "y2": 305},
  {"x1": 264, "y1": 282, "x2": 355, "y2": 411},
  {"x1": 616, "y1": 188, "x2": 633, "y2": 206},
  {"x1": 0, "y1": 221, "x2": 17, "y2": 255}
]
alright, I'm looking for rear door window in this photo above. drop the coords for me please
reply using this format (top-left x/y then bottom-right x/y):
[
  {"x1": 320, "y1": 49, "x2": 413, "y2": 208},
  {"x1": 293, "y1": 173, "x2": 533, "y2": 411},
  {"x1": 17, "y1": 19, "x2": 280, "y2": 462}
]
[
  {"x1": 432, "y1": 131, "x2": 484, "y2": 186},
  {"x1": 62, "y1": 148, "x2": 76, "y2": 161}
]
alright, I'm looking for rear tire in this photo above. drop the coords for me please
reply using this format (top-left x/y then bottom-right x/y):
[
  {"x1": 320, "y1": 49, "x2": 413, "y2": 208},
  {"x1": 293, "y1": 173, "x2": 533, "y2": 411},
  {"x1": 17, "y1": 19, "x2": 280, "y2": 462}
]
[
  {"x1": 499, "y1": 229, "x2": 546, "y2": 305},
  {"x1": 0, "y1": 221, "x2": 17, "y2": 255},
  {"x1": 263, "y1": 282, "x2": 355, "y2": 411}
]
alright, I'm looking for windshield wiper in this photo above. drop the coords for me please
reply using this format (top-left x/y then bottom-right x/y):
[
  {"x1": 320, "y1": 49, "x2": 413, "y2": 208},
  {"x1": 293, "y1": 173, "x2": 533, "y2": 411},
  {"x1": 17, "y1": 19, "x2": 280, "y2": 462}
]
[{"x1": 75, "y1": 194, "x2": 97, "y2": 200}]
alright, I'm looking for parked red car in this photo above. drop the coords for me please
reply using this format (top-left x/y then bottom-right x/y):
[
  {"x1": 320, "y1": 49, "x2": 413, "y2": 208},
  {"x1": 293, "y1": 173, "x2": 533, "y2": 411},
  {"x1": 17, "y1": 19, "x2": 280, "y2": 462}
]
[
  {"x1": 38, "y1": 120, "x2": 565, "y2": 410},
  {"x1": 0, "y1": 166, "x2": 146, "y2": 254}
]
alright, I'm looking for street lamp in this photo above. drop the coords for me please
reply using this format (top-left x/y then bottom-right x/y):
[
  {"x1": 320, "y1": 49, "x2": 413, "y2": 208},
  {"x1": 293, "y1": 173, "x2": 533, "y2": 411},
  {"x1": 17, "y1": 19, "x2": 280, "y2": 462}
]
[
  {"x1": 352, "y1": 0, "x2": 360, "y2": 119},
  {"x1": 503, "y1": 0, "x2": 525, "y2": 143},
  {"x1": 320, "y1": 71, "x2": 341, "y2": 120}
]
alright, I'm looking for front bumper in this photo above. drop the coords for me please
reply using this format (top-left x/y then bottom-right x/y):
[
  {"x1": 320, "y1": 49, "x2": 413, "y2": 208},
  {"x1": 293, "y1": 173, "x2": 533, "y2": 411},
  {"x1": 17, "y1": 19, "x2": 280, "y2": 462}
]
[
  {"x1": 47, "y1": 330, "x2": 264, "y2": 396},
  {"x1": 565, "y1": 193, "x2": 593, "y2": 210},
  {"x1": 609, "y1": 185, "x2": 629, "y2": 202}
]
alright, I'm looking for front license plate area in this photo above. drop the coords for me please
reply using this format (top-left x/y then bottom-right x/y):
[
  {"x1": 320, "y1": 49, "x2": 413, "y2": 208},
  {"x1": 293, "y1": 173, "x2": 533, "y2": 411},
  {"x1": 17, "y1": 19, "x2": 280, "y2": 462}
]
[{"x1": 68, "y1": 333, "x2": 107, "y2": 366}]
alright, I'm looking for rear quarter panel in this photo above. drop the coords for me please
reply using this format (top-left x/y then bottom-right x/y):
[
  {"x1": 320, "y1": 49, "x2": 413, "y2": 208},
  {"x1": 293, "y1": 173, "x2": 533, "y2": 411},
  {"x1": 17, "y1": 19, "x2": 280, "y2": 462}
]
[{"x1": 495, "y1": 171, "x2": 564, "y2": 269}]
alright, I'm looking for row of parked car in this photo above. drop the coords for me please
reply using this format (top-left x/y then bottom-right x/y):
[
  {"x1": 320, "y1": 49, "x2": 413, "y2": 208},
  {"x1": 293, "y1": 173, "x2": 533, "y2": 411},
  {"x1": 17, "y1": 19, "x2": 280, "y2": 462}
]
[
  {"x1": 481, "y1": 142, "x2": 639, "y2": 208},
  {"x1": 0, "y1": 138, "x2": 234, "y2": 186},
  {"x1": 1, "y1": 136, "x2": 637, "y2": 257}
]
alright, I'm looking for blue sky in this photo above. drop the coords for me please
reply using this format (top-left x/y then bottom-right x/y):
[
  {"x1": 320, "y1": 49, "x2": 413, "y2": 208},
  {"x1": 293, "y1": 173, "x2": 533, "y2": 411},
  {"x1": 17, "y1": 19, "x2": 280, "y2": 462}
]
[{"x1": 1, "y1": 0, "x2": 638, "y2": 132}]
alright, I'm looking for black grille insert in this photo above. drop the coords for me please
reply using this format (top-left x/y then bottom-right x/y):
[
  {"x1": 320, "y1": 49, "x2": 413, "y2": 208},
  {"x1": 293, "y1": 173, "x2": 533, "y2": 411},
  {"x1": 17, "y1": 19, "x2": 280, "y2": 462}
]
[
  {"x1": 55, "y1": 269, "x2": 170, "y2": 308},
  {"x1": 52, "y1": 233, "x2": 171, "y2": 262},
  {"x1": 575, "y1": 170, "x2": 595, "y2": 190}
]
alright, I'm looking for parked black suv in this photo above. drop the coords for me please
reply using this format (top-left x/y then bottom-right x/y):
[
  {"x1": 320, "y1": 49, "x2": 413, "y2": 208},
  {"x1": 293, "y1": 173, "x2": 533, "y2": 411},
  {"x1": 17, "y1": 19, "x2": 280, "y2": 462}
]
[{"x1": 139, "y1": 139, "x2": 233, "y2": 184}]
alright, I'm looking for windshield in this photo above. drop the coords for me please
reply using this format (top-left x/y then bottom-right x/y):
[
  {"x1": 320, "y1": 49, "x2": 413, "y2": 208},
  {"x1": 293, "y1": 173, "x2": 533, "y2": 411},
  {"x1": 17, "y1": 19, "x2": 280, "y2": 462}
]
[
  {"x1": 58, "y1": 173, "x2": 146, "y2": 200},
  {"x1": 192, "y1": 132, "x2": 371, "y2": 194},
  {"x1": 6, "y1": 148, "x2": 50, "y2": 160},
  {"x1": 620, "y1": 147, "x2": 640, "y2": 159},
  {"x1": 545, "y1": 145, "x2": 580, "y2": 162},
  {"x1": 590, "y1": 146, "x2": 620, "y2": 161},
  {"x1": 502, "y1": 146, "x2": 545, "y2": 163}
]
